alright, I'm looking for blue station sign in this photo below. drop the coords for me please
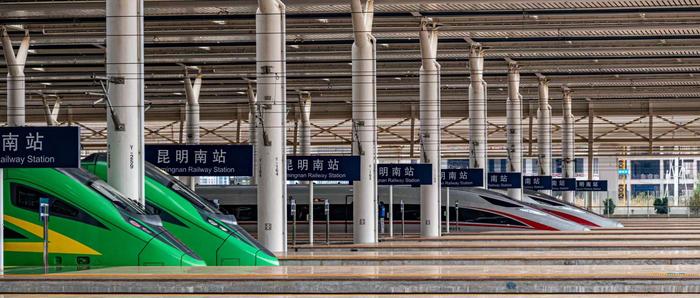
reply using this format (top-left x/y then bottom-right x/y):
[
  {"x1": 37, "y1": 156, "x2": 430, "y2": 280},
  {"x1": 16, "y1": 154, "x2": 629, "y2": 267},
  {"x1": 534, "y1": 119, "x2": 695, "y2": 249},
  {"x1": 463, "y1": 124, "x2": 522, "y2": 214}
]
[
  {"x1": 378, "y1": 163, "x2": 432, "y2": 185},
  {"x1": 441, "y1": 168, "x2": 484, "y2": 187},
  {"x1": 287, "y1": 156, "x2": 360, "y2": 181},
  {"x1": 0, "y1": 126, "x2": 80, "y2": 168},
  {"x1": 145, "y1": 144, "x2": 253, "y2": 176},
  {"x1": 523, "y1": 175, "x2": 553, "y2": 191},
  {"x1": 576, "y1": 180, "x2": 608, "y2": 192},
  {"x1": 552, "y1": 178, "x2": 577, "y2": 191},
  {"x1": 487, "y1": 172, "x2": 522, "y2": 189}
]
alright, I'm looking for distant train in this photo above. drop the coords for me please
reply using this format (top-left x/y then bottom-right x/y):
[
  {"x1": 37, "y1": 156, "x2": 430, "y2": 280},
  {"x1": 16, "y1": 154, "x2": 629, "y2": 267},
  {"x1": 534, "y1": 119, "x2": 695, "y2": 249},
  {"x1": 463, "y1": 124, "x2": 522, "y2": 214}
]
[
  {"x1": 198, "y1": 185, "x2": 589, "y2": 233},
  {"x1": 523, "y1": 189, "x2": 623, "y2": 228}
]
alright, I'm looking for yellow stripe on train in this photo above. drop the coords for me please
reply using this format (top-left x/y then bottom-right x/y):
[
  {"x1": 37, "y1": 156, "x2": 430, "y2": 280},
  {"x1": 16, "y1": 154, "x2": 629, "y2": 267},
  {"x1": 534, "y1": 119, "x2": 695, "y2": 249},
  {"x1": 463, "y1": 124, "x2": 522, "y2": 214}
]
[{"x1": 4, "y1": 215, "x2": 101, "y2": 255}]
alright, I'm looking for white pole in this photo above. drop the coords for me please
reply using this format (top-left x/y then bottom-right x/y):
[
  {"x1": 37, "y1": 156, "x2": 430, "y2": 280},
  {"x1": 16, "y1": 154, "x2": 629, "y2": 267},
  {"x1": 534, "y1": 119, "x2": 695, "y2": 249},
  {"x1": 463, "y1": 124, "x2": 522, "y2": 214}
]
[
  {"x1": 1, "y1": 26, "x2": 30, "y2": 275},
  {"x1": 468, "y1": 43, "x2": 487, "y2": 187},
  {"x1": 184, "y1": 74, "x2": 202, "y2": 190},
  {"x1": 537, "y1": 75, "x2": 552, "y2": 195},
  {"x1": 247, "y1": 83, "x2": 258, "y2": 185},
  {"x1": 256, "y1": 0, "x2": 287, "y2": 253},
  {"x1": 445, "y1": 187, "x2": 450, "y2": 233},
  {"x1": 506, "y1": 61, "x2": 522, "y2": 200},
  {"x1": 562, "y1": 87, "x2": 575, "y2": 204},
  {"x1": 351, "y1": 0, "x2": 377, "y2": 244},
  {"x1": 389, "y1": 185, "x2": 393, "y2": 238},
  {"x1": 106, "y1": 0, "x2": 146, "y2": 206},
  {"x1": 299, "y1": 92, "x2": 313, "y2": 244},
  {"x1": 419, "y1": 20, "x2": 441, "y2": 237}
]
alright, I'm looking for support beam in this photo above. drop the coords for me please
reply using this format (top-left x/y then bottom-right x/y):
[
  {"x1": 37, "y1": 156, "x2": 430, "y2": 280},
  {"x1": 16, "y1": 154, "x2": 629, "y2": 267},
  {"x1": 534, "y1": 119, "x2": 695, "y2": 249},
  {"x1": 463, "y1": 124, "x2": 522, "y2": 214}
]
[
  {"x1": 351, "y1": 0, "x2": 377, "y2": 244},
  {"x1": 184, "y1": 73, "x2": 202, "y2": 190},
  {"x1": 506, "y1": 60, "x2": 522, "y2": 200},
  {"x1": 537, "y1": 75, "x2": 552, "y2": 195},
  {"x1": 106, "y1": 0, "x2": 146, "y2": 206},
  {"x1": 468, "y1": 42, "x2": 487, "y2": 187},
  {"x1": 256, "y1": 0, "x2": 287, "y2": 252},
  {"x1": 409, "y1": 105, "x2": 416, "y2": 159},
  {"x1": 561, "y1": 87, "x2": 575, "y2": 204},
  {"x1": 528, "y1": 104, "x2": 533, "y2": 157},
  {"x1": 648, "y1": 102, "x2": 653, "y2": 155},
  {"x1": 1, "y1": 25, "x2": 30, "y2": 276},
  {"x1": 246, "y1": 83, "x2": 257, "y2": 185},
  {"x1": 419, "y1": 19, "x2": 441, "y2": 237}
]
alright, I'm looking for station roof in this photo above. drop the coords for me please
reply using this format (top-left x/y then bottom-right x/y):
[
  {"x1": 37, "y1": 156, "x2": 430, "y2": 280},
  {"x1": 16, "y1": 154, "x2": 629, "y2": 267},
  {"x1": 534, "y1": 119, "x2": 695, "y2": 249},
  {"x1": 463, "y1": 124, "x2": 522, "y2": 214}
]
[{"x1": 1, "y1": 0, "x2": 699, "y2": 157}]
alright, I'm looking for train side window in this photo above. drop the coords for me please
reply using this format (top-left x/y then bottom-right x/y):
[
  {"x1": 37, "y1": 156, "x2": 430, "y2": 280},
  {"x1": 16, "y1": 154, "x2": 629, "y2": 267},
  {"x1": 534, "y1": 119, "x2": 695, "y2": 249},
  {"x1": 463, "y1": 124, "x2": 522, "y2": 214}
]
[
  {"x1": 4, "y1": 226, "x2": 27, "y2": 239},
  {"x1": 145, "y1": 203, "x2": 187, "y2": 227},
  {"x1": 461, "y1": 208, "x2": 526, "y2": 226},
  {"x1": 10, "y1": 183, "x2": 107, "y2": 229},
  {"x1": 530, "y1": 197, "x2": 565, "y2": 207},
  {"x1": 479, "y1": 196, "x2": 522, "y2": 208}
]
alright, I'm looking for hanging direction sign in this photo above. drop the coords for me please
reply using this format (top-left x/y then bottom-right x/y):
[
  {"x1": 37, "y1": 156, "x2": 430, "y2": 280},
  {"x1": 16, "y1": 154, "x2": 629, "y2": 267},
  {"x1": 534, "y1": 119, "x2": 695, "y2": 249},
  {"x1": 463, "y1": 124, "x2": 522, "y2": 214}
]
[
  {"x1": 523, "y1": 175, "x2": 553, "y2": 191},
  {"x1": 487, "y1": 172, "x2": 522, "y2": 189},
  {"x1": 0, "y1": 127, "x2": 81, "y2": 168},
  {"x1": 377, "y1": 164, "x2": 432, "y2": 185},
  {"x1": 441, "y1": 168, "x2": 484, "y2": 187},
  {"x1": 287, "y1": 156, "x2": 360, "y2": 181},
  {"x1": 552, "y1": 178, "x2": 577, "y2": 191},
  {"x1": 145, "y1": 144, "x2": 253, "y2": 176},
  {"x1": 576, "y1": 180, "x2": 608, "y2": 192}
]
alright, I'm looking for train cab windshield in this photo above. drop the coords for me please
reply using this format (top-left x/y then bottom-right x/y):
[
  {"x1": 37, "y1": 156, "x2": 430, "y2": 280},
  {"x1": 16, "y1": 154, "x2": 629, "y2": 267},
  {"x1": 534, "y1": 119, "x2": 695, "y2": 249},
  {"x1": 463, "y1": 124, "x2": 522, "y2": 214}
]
[
  {"x1": 144, "y1": 163, "x2": 221, "y2": 214},
  {"x1": 57, "y1": 168, "x2": 145, "y2": 215}
]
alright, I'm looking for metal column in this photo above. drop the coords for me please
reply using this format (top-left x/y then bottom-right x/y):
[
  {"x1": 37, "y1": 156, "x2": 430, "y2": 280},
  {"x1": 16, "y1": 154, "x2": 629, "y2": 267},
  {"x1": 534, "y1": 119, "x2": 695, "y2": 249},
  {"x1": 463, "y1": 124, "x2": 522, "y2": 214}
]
[
  {"x1": 419, "y1": 20, "x2": 441, "y2": 237},
  {"x1": 184, "y1": 73, "x2": 202, "y2": 190},
  {"x1": 41, "y1": 95, "x2": 61, "y2": 126},
  {"x1": 468, "y1": 43, "x2": 487, "y2": 187},
  {"x1": 351, "y1": 0, "x2": 378, "y2": 244},
  {"x1": 506, "y1": 60, "x2": 522, "y2": 200},
  {"x1": 246, "y1": 83, "x2": 257, "y2": 185},
  {"x1": 106, "y1": 0, "x2": 146, "y2": 206},
  {"x1": 561, "y1": 87, "x2": 575, "y2": 204},
  {"x1": 299, "y1": 92, "x2": 313, "y2": 244},
  {"x1": 256, "y1": 0, "x2": 287, "y2": 252},
  {"x1": 536, "y1": 75, "x2": 552, "y2": 195},
  {"x1": 1, "y1": 26, "x2": 30, "y2": 275}
]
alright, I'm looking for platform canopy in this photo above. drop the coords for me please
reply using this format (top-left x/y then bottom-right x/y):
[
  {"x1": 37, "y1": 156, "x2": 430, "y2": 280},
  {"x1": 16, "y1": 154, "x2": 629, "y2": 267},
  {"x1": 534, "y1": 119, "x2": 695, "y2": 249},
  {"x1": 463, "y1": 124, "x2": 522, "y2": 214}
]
[{"x1": 1, "y1": 0, "x2": 700, "y2": 157}]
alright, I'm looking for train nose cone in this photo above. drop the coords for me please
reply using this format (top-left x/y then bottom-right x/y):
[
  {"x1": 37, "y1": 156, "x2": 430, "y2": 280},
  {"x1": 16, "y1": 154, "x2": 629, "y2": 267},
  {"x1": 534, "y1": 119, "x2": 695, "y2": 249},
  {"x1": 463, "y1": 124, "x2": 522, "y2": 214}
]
[{"x1": 255, "y1": 250, "x2": 280, "y2": 266}]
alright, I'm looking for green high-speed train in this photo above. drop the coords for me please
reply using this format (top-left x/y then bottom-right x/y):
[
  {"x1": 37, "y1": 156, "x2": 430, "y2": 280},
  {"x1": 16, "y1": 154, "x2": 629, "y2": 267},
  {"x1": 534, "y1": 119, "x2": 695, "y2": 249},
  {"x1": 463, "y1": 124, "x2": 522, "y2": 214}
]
[
  {"x1": 82, "y1": 153, "x2": 278, "y2": 266},
  {"x1": 3, "y1": 167, "x2": 206, "y2": 269}
]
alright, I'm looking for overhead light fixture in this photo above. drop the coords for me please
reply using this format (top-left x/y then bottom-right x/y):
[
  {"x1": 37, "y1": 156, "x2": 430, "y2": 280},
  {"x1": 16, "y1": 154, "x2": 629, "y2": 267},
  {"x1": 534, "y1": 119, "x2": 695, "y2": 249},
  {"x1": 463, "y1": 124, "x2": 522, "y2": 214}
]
[
  {"x1": 317, "y1": 18, "x2": 329, "y2": 23},
  {"x1": 212, "y1": 20, "x2": 226, "y2": 25},
  {"x1": 381, "y1": 43, "x2": 390, "y2": 48},
  {"x1": 199, "y1": 46, "x2": 211, "y2": 51},
  {"x1": 394, "y1": 77, "x2": 401, "y2": 81},
  {"x1": 32, "y1": 67, "x2": 45, "y2": 72},
  {"x1": 40, "y1": 82, "x2": 52, "y2": 86},
  {"x1": 28, "y1": 49, "x2": 37, "y2": 54},
  {"x1": 289, "y1": 44, "x2": 299, "y2": 49},
  {"x1": 236, "y1": 91, "x2": 246, "y2": 95},
  {"x1": 173, "y1": 92, "x2": 183, "y2": 96}
]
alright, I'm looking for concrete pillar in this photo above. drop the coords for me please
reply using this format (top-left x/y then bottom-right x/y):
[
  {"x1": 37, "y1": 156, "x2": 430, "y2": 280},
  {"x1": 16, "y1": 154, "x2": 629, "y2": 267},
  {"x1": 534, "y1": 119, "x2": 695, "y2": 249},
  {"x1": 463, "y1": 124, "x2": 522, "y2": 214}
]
[
  {"x1": 536, "y1": 75, "x2": 552, "y2": 195},
  {"x1": 506, "y1": 61, "x2": 522, "y2": 200},
  {"x1": 351, "y1": 0, "x2": 378, "y2": 244},
  {"x1": 561, "y1": 87, "x2": 575, "y2": 204},
  {"x1": 419, "y1": 20, "x2": 441, "y2": 237},
  {"x1": 41, "y1": 95, "x2": 61, "y2": 126},
  {"x1": 106, "y1": 0, "x2": 146, "y2": 206},
  {"x1": 1, "y1": 26, "x2": 30, "y2": 275},
  {"x1": 298, "y1": 92, "x2": 313, "y2": 244},
  {"x1": 246, "y1": 83, "x2": 257, "y2": 185},
  {"x1": 468, "y1": 43, "x2": 487, "y2": 187},
  {"x1": 256, "y1": 0, "x2": 287, "y2": 252},
  {"x1": 184, "y1": 74, "x2": 202, "y2": 190}
]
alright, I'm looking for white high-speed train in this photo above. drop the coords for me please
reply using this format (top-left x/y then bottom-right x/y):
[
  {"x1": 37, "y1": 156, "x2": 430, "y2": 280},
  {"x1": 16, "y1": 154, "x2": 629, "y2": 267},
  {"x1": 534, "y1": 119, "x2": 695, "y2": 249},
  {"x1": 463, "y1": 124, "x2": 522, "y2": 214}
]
[
  {"x1": 198, "y1": 185, "x2": 590, "y2": 233},
  {"x1": 522, "y1": 189, "x2": 623, "y2": 228}
]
